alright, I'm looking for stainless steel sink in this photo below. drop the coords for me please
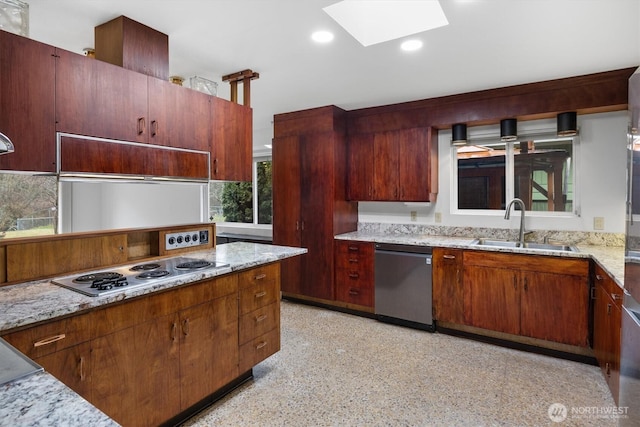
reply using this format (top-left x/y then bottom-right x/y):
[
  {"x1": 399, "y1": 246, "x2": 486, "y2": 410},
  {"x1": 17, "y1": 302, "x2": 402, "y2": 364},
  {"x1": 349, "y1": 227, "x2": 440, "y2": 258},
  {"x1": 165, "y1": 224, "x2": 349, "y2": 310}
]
[{"x1": 470, "y1": 238, "x2": 578, "y2": 252}]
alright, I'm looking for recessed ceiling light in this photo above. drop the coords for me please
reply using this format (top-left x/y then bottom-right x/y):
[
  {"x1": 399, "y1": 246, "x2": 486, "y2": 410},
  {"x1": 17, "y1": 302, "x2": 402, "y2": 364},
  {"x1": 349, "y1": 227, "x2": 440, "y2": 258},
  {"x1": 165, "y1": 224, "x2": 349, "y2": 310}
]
[
  {"x1": 401, "y1": 39, "x2": 423, "y2": 51},
  {"x1": 311, "y1": 31, "x2": 334, "y2": 43},
  {"x1": 323, "y1": 0, "x2": 448, "y2": 47}
]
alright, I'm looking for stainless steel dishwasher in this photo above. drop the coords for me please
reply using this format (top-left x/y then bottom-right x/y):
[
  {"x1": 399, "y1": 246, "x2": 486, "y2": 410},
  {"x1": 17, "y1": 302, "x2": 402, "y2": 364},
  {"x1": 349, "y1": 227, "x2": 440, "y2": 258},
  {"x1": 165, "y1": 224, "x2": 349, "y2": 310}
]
[{"x1": 374, "y1": 243, "x2": 434, "y2": 331}]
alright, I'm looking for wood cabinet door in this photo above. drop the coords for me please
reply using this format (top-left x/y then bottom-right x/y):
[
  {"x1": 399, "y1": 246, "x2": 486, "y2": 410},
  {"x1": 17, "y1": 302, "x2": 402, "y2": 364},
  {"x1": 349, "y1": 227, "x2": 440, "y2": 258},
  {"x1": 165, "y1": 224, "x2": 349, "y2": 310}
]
[
  {"x1": 179, "y1": 293, "x2": 239, "y2": 411},
  {"x1": 373, "y1": 131, "x2": 400, "y2": 200},
  {"x1": 520, "y1": 271, "x2": 590, "y2": 347},
  {"x1": 299, "y1": 133, "x2": 335, "y2": 300},
  {"x1": 398, "y1": 128, "x2": 431, "y2": 201},
  {"x1": 593, "y1": 279, "x2": 622, "y2": 403},
  {"x1": 211, "y1": 97, "x2": 252, "y2": 181},
  {"x1": 147, "y1": 77, "x2": 211, "y2": 151},
  {"x1": 133, "y1": 313, "x2": 181, "y2": 427},
  {"x1": 35, "y1": 341, "x2": 92, "y2": 401},
  {"x1": 272, "y1": 135, "x2": 302, "y2": 294},
  {"x1": 55, "y1": 48, "x2": 149, "y2": 143},
  {"x1": 0, "y1": 30, "x2": 56, "y2": 172},
  {"x1": 463, "y1": 264, "x2": 520, "y2": 335},
  {"x1": 432, "y1": 248, "x2": 464, "y2": 324},
  {"x1": 346, "y1": 133, "x2": 374, "y2": 200},
  {"x1": 91, "y1": 327, "x2": 138, "y2": 426}
]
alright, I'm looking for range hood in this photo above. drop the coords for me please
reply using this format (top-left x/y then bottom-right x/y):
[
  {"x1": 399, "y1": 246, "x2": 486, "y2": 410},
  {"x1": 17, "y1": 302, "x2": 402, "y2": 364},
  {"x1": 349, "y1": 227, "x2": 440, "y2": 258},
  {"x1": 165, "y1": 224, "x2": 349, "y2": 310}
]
[{"x1": 0, "y1": 132, "x2": 15, "y2": 155}]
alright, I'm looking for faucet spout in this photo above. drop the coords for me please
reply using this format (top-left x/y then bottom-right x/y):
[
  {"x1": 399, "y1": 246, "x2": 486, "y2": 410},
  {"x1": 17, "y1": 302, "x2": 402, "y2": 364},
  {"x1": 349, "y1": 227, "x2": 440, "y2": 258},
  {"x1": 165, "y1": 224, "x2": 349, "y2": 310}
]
[{"x1": 504, "y1": 198, "x2": 526, "y2": 247}]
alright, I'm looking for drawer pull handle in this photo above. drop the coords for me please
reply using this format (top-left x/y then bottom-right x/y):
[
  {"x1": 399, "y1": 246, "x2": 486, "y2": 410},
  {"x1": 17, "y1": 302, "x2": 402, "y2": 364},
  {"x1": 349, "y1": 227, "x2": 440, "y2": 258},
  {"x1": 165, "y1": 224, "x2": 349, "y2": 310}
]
[
  {"x1": 613, "y1": 293, "x2": 623, "y2": 300},
  {"x1": 348, "y1": 258, "x2": 359, "y2": 263},
  {"x1": 256, "y1": 314, "x2": 268, "y2": 322},
  {"x1": 255, "y1": 291, "x2": 267, "y2": 298},
  {"x1": 348, "y1": 246, "x2": 359, "y2": 252},
  {"x1": 256, "y1": 341, "x2": 267, "y2": 350},
  {"x1": 349, "y1": 289, "x2": 360, "y2": 295},
  {"x1": 34, "y1": 334, "x2": 66, "y2": 347},
  {"x1": 443, "y1": 255, "x2": 456, "y2": 259},
  {"x1": 254, "y1": 274, "x2": 267, "y2": 280},
  {"x1": 596, "y1": 274, "x2": 603, "y2": 281},
  {"x1": 171, "y1": 322, "x2": 177, "y2": 341},
  {"x1": 137, "y1": 117, "x2": 146, "y2": 135},
  {"x1": 182, "y1": 319, "x2": 190, "y2": 336},
  {"x1": 79, "y1": 356, "x2": 85, "y2": 381},
  {"x1": 348, "y1": 273, "x2": 359, "y2": 279}
]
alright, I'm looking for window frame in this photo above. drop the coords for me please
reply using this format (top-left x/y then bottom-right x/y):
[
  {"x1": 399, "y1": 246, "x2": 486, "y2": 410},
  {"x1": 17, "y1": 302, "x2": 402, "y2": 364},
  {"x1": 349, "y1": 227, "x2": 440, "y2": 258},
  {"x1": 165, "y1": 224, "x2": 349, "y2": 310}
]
[{"x1": 451, "y1": 126, "x2": 581, "y2": 218}]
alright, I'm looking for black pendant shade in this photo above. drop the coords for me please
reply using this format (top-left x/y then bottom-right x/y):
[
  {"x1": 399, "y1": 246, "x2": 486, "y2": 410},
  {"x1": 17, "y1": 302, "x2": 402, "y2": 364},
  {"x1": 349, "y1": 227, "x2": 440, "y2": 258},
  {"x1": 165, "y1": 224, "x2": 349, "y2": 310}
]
[
  {"x1": 500, "y1": 118, "x2": 517, "y2": 142},
  {"x1": 452, "y1": 123, "x2": 467, "y2": 146},
  {"x1": 557, "y1": 112, "x2": 578, "y2": 136}
]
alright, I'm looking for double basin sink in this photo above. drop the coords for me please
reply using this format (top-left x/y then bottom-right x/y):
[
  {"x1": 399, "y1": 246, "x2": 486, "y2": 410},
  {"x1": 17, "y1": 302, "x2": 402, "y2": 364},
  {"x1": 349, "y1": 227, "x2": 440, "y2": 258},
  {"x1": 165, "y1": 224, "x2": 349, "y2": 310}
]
[{"x1": 470, "y1": 238, "x2": 578, "y2": 253}]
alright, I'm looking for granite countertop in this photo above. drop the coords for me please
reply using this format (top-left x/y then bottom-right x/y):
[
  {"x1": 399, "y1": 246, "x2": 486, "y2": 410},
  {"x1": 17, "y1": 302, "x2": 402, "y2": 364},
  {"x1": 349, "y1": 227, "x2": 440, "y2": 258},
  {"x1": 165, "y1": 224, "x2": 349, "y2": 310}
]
[
  {"x1": 0, "y1": 242, "x2": 306, "y2": 426},
  {"x1": 335, "y1": 231, "x2": 626, "y2": 288}
]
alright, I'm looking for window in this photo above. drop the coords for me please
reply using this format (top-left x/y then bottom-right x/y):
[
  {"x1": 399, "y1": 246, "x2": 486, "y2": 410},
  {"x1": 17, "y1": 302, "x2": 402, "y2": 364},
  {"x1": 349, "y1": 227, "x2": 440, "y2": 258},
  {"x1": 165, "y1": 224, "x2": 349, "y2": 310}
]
[
  {"x1": 0, "y1": 174, "x2": 58, "y2": 239},
  {"x1": 209, "y1": 158, "x2": 272, "y2": 224},
  {"x1": 455, "y1": 132, "x2": 576, "y2": 213}
]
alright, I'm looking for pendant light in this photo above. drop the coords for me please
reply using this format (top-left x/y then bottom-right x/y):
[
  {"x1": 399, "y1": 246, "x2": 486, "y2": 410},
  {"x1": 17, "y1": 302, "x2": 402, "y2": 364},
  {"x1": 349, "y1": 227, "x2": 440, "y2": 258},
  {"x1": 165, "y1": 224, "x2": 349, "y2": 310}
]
[
  {"x1": 451, "y1": 123, "x2": 467, "y2": 146},
  {"x1": 557, "y1": 112, "x2": 578, "y2": 136},
  {"x1": 500, "y1": 118, "x2": 517, "y2": 142}
]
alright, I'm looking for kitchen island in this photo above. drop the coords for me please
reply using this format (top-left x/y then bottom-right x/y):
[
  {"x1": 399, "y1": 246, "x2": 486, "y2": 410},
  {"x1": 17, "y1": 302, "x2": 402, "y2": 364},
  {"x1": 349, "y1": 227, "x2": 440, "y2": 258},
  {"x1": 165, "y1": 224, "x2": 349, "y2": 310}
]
[{"x1": 0, "y1": 242, "x2": 306, "y2": 426}]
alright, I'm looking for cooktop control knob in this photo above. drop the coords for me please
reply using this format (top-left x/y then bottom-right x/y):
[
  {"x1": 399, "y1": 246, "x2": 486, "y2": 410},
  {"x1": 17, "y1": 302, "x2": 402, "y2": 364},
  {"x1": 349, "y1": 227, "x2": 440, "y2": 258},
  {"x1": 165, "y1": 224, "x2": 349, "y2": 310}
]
[
  {"x1": 168, "y1": 237, "x2": 176, "y2": 245},
  {"x1": 184, "y1": 235, "x2": 191, "y2": 243}
]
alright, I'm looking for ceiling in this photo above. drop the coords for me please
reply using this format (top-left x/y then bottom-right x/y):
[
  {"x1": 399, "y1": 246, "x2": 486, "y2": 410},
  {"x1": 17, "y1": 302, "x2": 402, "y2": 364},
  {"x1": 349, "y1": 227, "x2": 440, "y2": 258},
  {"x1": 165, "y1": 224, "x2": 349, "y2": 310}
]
[{"x1": 23, "y1": 0, "x2": 640, "y2": 154}]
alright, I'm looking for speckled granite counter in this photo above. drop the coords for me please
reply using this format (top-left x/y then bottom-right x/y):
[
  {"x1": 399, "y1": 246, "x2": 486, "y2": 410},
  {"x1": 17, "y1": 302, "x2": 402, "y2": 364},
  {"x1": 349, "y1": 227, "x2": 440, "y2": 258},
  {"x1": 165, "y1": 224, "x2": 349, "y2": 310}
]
[
  {"x1": 335, "y1": 230, "x2": 626, "y2": 287},
  {"x1": 0, "y1": 242, "x2": 306, "y2": 426}
]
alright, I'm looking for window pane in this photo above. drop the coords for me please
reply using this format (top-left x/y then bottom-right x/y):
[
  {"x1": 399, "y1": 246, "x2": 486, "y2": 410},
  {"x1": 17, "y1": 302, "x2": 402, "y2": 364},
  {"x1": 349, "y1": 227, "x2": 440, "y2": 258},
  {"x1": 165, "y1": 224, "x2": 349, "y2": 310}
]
[
  {"x1": 514, "y1": 138, "x2": 573, "y2": 212},
  {"x1": 257, "y1": 160, "x2": 272, "y2": 224},
  {"x1": 209, "y1": 181, "x2": 253, "y2": 223},
  {"x1": 457, "y1": 141, "x2": 507, "y2": 210},
  {"x1": 0, "y1": 174, "x2": 57, "y2": 239}
]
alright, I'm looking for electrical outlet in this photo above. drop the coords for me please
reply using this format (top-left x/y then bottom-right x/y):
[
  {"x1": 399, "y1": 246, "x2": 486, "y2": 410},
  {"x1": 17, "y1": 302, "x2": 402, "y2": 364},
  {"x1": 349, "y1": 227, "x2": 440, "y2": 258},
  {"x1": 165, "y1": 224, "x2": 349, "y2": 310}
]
[
  {"x1": 435, "y1": 212, "x2": 442, "y2": 223},
  {"x1": 410, "y1": 211, "x2": 417, "y2": 221},
  {"x1": 594, "y1": 217, "x2": 605, "y2": 230}
]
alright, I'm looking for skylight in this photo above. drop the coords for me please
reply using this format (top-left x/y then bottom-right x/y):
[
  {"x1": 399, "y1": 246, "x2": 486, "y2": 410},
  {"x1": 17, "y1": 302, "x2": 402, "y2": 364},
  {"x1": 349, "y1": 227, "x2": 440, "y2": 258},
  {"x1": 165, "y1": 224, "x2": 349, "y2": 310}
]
[{"x1": 322, "y1": 0, "x2": 448, "y2": 47}]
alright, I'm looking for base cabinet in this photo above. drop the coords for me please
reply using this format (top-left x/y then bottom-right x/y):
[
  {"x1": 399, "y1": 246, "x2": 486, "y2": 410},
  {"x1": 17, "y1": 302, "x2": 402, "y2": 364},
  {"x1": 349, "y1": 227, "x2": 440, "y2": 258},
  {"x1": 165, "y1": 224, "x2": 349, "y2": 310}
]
[
  {"x1": 334, "y1": 240, "x2": 374, "y2": 309},
  {"x1": 593, "y1": 265, "x2": 622, "y2": 403},
  {"x1": 435, "y1": 250, "x2": 591, "y2": 348},
  {"x1": 2, "y1": 265, "x2": 281, "y2": 426}
]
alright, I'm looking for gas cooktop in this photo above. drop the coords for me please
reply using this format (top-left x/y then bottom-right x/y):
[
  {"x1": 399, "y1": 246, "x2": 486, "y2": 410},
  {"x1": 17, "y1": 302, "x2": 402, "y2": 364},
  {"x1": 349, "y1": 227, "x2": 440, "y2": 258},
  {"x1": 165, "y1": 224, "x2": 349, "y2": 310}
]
[{"x1": 51, "y1": 257, "x2": 229, "y2": 297}]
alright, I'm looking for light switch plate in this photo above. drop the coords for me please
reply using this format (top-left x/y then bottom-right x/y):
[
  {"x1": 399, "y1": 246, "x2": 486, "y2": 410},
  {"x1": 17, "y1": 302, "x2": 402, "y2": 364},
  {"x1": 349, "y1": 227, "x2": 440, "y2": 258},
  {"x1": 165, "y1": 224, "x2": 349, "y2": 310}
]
[
  {"x1": 435, "y1": 212, "x2": 442, "y2": 223},
  {"x1": 594, "y1": 217, "x2": 605, "y2": 230},
  {"x1": 410, "y1": 211, "x2": 417, "y2": 221}
]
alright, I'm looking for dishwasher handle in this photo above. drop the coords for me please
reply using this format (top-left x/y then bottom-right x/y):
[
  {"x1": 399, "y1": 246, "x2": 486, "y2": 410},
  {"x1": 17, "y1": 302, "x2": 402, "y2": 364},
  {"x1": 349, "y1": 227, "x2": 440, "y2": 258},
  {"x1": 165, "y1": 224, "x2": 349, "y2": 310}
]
[{"x1": 375, "y1": 249, "x2": 433, "y2": 264}]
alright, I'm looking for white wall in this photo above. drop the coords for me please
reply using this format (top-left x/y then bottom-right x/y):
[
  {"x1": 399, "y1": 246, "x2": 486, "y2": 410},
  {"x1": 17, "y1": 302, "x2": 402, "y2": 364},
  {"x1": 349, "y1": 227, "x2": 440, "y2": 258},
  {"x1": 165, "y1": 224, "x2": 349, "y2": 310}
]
[
  {"x1": 59, "y1": 181, "x2": 208, "y2": 233},
  {"x1": 358, "y1": 111, "x2": 630, "y2": 233}
]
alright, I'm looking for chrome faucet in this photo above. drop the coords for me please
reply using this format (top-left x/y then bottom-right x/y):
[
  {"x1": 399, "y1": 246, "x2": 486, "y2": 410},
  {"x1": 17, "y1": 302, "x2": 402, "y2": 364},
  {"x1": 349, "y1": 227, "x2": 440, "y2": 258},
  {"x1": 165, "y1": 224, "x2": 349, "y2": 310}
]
[{"x1": 504, "y1": 198, "x2": 526, "y2": 247}]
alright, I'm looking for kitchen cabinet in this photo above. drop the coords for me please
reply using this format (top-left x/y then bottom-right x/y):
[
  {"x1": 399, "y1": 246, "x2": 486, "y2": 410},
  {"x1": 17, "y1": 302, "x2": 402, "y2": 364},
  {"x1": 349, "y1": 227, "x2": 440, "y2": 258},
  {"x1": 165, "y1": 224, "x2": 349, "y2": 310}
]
[
  {"x1": 55, "y1": 47, "x2": 149, "y2": 144},
  {"x1": 211, "y1": 97, "x2": 253, "y2": 182},
  {"x1": 462, "y1": 251, "x2": 590, "y2": 347},
  {"x1": 147, "y1": 77, "x2": 211, "y2": 151},
  {"x1": 2, "y1": 314, "x2": 93, "y2": 400},
  {"x1": 347, "y1": 127, "x2": 438, "y2": 201},
  {"x1": 593, "y1": 264, "x2": 622, "y2": 403},
  {"x1": 273, "y1": 106, "x2": 357, "y2": 303},
  {"x1": 432, "y1": 248, "x2": 464, "y2": 324},
  {"x1": 238, "y1": 263, "x2": 281, "y2": 372},
  {"x1": 0, "y1": 30, "x2": 56, "y2": 172},
  {"x1": 334, "y1": 240, "x2": 375, "y2": 309}
]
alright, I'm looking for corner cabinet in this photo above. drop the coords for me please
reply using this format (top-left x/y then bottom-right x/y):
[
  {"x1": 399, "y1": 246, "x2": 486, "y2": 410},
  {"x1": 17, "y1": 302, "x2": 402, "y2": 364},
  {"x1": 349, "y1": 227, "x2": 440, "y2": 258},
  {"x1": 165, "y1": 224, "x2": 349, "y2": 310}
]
[
  {"x1": 273, "y1": 106, "x2": 358, "y2": 302},
  {"x1": 347, "y1": 127, "x2": 438, "y2": 201},
  {"x1": 593, "y1": 264, "x2": 622, "y2": 403},
  {"x1": 0, "y1": 30, "x2": 56, "y2": 172}
]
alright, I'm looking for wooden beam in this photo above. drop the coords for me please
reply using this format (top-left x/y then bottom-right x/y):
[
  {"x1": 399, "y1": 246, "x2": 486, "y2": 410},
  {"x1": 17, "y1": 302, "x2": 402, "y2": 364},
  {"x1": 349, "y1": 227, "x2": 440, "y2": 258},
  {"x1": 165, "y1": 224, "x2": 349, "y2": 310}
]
[{"x1": 222, "y1": 69, "x2": 259, "y2": 106}]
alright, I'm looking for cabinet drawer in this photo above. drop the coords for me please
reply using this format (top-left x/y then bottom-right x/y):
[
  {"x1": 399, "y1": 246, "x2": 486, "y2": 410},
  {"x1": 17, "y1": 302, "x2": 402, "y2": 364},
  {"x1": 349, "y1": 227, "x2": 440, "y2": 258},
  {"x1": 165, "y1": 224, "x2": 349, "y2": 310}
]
[
  {"x1": 3, "y1": 314, "x2": 92, "y2": 359},
  {"x1": 335, "y1": 241, "x2": 374, "y2": 258},
  {"x1": 335, "y1": 282, "x2": 374, "y2": 307},
  {"x1": 239, "y1": 328, "x2": 280, "y2": 373},
  {"x1": 239, "y1": 275, "x2": 279, "y2": 315},
  {"x1": 594, "y1": 264, "x2": 623, "y2": 309},
  {"x1": 238, "y1": 263, "x2": 280, "y2": 289},
  {"x1": 239, "y1": 302, "x2": 279, "y2": 345}
]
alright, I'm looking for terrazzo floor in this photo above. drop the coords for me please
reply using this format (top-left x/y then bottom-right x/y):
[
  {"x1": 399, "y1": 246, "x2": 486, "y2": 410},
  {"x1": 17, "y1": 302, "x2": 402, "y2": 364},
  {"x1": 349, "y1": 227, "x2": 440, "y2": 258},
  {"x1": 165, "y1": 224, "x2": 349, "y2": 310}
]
[{"x1": 183, "y1": 301, "x2": 618, "y2": 427}]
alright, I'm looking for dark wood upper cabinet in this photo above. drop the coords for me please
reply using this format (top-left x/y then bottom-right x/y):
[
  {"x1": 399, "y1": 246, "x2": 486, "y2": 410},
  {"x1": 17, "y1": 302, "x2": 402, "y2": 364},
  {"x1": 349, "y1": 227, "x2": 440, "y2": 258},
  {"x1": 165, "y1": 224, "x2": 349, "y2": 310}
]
[
  {"x1": 94, "y1": 15, "x2": 169, "y2": 81},
  {"x1": 0, "y1": 30, "x2": 56, "y2": 172},
  {"x1": 347, "y1": 127, "x2": 438, "y2": 202},
  {"x1": 147, "y1": 77, "x2": 211, "y2": 151},
  {"x1": 211, "y1": 97, "x2": 252, "y2": 182},
  {"x1": 55, "y1": 48, "x2": 149, "y2": 144}
]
